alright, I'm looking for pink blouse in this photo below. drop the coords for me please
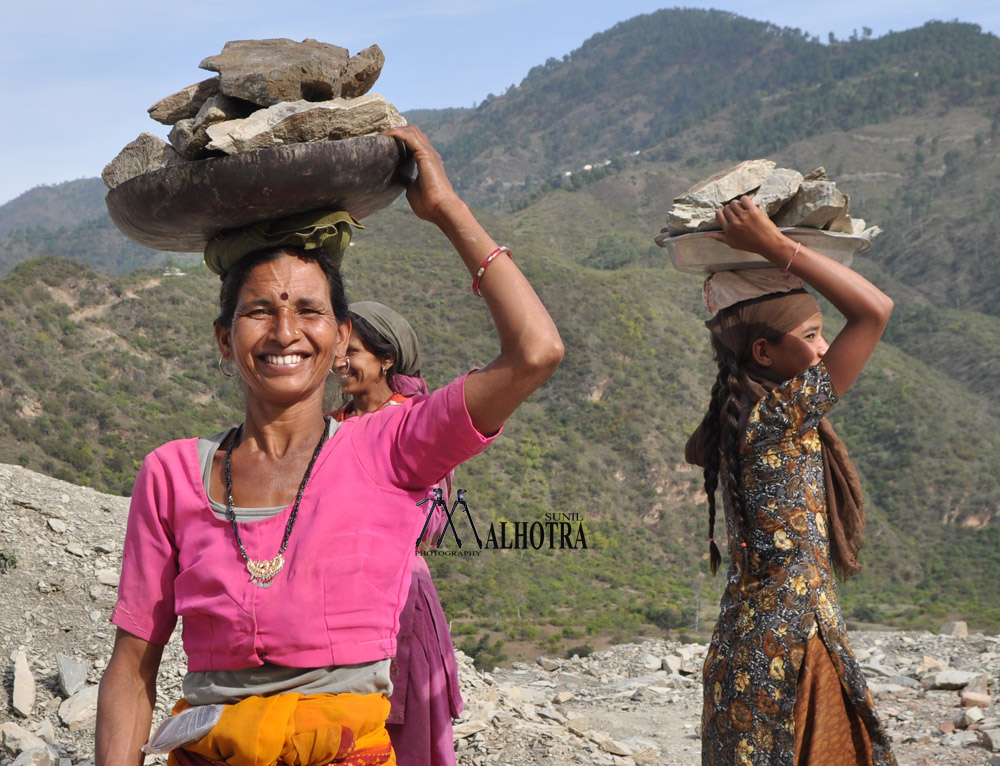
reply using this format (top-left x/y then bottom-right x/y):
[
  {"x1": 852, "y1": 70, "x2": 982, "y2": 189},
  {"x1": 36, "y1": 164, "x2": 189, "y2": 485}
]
[{"x1": 111, "y1": 374, "x2": 495, "y2": 671}]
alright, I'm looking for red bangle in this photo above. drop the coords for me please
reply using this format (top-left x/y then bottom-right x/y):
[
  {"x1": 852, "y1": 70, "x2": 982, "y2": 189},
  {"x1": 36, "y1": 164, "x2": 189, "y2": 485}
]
[{"x1": 471, "y1": 246, "x2": 512, "y2": 296}]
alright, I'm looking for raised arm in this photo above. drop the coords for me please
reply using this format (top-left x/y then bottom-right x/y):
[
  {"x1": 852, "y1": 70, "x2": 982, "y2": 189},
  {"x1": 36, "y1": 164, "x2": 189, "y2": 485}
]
[
  {"x1": 709, "y1": 196, "x2": 893, "y2": 394},
  {"x1": 384, "y1": 126, "x2": 564, "y2": 435},
  {"x1": 96, "y1": 629, "x2": 164, "y2": 766}
]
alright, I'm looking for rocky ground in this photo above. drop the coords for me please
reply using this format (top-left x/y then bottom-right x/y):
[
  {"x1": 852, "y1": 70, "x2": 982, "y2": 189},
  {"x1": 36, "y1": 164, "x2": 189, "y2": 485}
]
[{"x1": 2, "y1": 464, "x2": 998, "y2": 765}]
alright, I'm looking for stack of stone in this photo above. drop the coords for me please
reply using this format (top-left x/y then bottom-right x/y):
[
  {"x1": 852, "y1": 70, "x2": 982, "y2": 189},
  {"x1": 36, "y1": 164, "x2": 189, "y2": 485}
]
[
  {"x1": 662, "y1": 159, "x2": 881, "y2": 240},
  {"x1": 102, "y1": 38, "x2": 406, "y2": 189}
]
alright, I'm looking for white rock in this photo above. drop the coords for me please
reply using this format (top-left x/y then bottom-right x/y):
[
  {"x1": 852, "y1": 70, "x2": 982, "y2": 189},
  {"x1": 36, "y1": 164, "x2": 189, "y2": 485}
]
[
  {"x1": 12, "y1": 747, "x2": 54, "y2": 766},
  {"x1": 205, "y1": 93, "x2": 405, "y2": 155},
  {"x1": 928, "y1": 670, "x2": 978, "y2": 690},
  {"x1": 13, "y1": 651, "x2": 35, "y2": 716},
  {"x1": 0, "y1": 723, "x2": 47, "y2": 754},
  {"x1": 58, "y1": 685, "x2": 100, "y2": 730},
  {"x1": 635, "y1": 653, "x2": 661, "y2": 671},
  {"x1": 46, "y1": 519, "x2": 67, "y2": 534},
  {"x1": 57, "y1": 653, "x2": 89, "y2": 697},
  {"x1": 961, "y1": 706, "x2": 985, "y2": 727},
  {"x1": 666, "y1": 159, "x2": 776, "y2": 235},
  {"x1": 96, "y1": 569, "x2": 119, "y2": 587},
  {"x1": 982, "y1": 729, "x2": 1000, "y2": 752},
  {"x1": 939, "y1": 621, "x2": 969, "y2": 637},
  {"x1": 754, "y1": 167, "x2": 804, "y2": 216},
  {"x1": 31, "y1": 719, "x2": 56, "y2": 746},
  {"x1": 772, "y1": 181, "x2": 848, "y2": 228}
]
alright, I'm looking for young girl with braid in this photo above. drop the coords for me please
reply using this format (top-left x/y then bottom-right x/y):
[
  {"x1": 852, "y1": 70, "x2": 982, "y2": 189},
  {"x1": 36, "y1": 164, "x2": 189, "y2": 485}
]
[{"x1": 685, "y1": 196, "x2": 897, "y2": 765}]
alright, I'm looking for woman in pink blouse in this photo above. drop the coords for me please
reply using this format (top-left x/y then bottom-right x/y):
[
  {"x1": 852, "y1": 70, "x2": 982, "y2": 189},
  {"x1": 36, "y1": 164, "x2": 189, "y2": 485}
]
[{"x1": 94, "y1": 126, "x2": 563, "y2": 766}]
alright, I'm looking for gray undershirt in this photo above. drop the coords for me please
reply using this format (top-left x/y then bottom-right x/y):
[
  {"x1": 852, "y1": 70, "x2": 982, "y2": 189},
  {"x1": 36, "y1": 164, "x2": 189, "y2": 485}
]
[{"x1": 185, "y1": 426, "x2": 391, "y2": 705}]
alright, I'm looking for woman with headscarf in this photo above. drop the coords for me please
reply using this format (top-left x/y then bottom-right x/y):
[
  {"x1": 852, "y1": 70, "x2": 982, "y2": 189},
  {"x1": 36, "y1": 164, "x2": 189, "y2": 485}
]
[
  {"x1": 94, "y1": 125, "x2": 563, "y2": 766},
  {"x1": 686, "y1": 197, "x2": 896, "y2": 765},
  {"x1": 329, "y1": 301, "x2": 461, "y2": 766}
]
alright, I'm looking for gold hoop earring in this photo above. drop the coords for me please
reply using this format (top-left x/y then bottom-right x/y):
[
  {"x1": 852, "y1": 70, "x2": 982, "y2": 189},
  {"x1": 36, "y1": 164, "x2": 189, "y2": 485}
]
[
  {"x1": 332, "y1": 356, "x2": 351, "y2": 376},
  {"x1": 218, "y1": 356, "x2": 237, "y2": 378}
]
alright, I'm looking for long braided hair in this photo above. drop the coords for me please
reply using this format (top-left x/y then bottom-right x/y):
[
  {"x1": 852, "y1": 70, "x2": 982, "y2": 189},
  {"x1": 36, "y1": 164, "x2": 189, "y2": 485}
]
[{"x1": 701, "y1": 335, "x2": 769, "y2": 575}]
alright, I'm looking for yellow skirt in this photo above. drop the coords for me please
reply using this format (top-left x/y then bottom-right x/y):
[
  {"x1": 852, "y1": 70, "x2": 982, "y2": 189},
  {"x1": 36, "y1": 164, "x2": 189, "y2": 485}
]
[{"x1": 167, "y1": 692, "x2": 395, "y2": 766}]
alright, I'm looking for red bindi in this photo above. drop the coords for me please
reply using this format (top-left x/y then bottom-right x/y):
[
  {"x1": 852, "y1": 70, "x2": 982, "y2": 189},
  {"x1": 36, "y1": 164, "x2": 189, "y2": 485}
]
[{"x1": 280, "y1": 292, "x2": 289, "y2": 300}]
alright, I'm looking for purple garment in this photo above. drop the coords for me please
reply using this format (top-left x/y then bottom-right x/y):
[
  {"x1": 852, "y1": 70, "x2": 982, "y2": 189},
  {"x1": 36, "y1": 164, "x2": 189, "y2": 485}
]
[{"x1": 386, "y1": 555, "x2": 463, "y2": 766}]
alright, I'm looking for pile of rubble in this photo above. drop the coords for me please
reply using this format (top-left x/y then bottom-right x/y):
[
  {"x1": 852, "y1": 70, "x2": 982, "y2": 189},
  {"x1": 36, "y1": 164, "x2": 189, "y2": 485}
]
[
  {"x1": 452, "y1": 628, "x2": 1000, "y2": 765},
  {"x1": 102, "y1": 38, "x2": 406, "y2": 189},
  {"x1": 3, "y1": 463, "x2": 1000, "y2": 766},
  {"x1": 663, "y1": 159, "x2": 881, "y2": 240}
]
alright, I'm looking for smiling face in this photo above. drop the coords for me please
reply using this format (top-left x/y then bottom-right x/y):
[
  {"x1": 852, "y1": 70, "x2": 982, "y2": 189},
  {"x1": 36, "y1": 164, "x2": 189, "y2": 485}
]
[
  {"x1": 754, "y1": 311, "x2": 828, "y2": 380},
  {"x1": 337, "y1": 329, "x2": 394, "y2": 399},
  {"x1": 215, "y1": 255, "x2": 349, "y2": 408}
]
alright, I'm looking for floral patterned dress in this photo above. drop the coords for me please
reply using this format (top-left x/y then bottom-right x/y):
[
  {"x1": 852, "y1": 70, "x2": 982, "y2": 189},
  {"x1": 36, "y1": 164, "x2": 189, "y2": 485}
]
[{"x1": 701, "y1": 363, "x2": 896, "y2": 766}]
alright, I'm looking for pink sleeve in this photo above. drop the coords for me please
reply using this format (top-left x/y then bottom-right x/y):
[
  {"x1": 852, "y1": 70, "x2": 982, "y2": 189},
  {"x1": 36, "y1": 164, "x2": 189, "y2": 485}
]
[
  {"x1": 110, "y1": 451, "x2": 179, "y2": 645},
  {"x1": 360, "y1": 373, "x2": 499, "y2": 491}
]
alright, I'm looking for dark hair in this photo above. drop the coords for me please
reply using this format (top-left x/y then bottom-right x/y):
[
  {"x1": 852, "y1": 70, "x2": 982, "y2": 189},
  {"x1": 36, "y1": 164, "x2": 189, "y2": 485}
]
[
  {"x1": 215, "y1": 246, "x2": 349, "y2": 328},
  {"x1": 348, "y1": 312, "x2": 398, "y2": 390},
  {"x1": 703, "y1": 327, "x2": 790, "y2": 576}
]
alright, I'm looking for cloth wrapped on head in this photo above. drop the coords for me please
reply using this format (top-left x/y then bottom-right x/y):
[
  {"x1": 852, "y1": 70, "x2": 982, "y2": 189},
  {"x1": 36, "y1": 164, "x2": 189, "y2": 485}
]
[
  {"x1": 702, "y1": 267, "x2": 805, "y2": 315},
  {"x1": 204, "y1": 210, "x2": 362, "y2": 277},
  {"x1": 348, "y1": 301, "x2": 425, "y2": 397}
]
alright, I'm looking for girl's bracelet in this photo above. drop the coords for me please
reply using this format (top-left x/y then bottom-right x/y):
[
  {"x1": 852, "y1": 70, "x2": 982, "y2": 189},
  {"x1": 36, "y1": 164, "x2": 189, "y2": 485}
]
[{"x1": 783, "y1": 241, "x2": 802, "y2": 274}]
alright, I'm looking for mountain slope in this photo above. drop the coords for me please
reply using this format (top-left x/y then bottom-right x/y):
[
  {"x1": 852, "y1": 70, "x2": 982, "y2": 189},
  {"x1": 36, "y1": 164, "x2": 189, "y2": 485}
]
[{"x1": 2, "y1": 12, "x2": 1000, "y2": 662}]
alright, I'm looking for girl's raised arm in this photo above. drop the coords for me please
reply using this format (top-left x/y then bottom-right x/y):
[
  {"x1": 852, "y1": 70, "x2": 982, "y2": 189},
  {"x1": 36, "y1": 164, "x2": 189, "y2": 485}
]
[{"x1": 710, "y1": 196, "x2": 893, "y2": 394}]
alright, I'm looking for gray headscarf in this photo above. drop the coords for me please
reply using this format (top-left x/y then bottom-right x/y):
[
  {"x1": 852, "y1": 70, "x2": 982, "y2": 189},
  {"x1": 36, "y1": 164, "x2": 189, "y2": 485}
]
[{"x1": 349, "y1": 301, "x2": 422, "y2": 377}]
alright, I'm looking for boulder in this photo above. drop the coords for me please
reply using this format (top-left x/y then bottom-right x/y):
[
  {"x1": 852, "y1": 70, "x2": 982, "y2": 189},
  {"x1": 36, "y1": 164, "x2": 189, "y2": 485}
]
[
  {"x1": 772, "y1": 181, "x2": 848, "y2": 228},
  {"x1": 199, "y1": 38, "x2": 351, "y2": 107},
  {"x1": 939, "y1": 621, "x2": 969, "y2": 637},
  {"x1": 983, "y1": 729, "x2": 1000, "y2": 753},
  {"x1": 803, "y1": 167, "x2": 830, "y2": 181},
  {"x1": 961, "y1": 690, "x2": 992, "y2": 708},
  {"x1": 147, "y1": 78, "x2": 220, "y2": 125},
  {"x1": 337, "y1": 45, "x2": 385, "y2": 99},
  {"x1": 11, "y1": 748, "x2": 54, "y2": 766},
  {"x1": 635, "y1": 653, "x2": 662, "y2": 671},
  {"x1": 58, "y1": 685, "x2": 100, "y2": 730},
  {"x1": 666, "y1": 159, "x2": 776, "y2": 235},
  {"x1": 95, "y1": 569, "x2": 120, "y2": 587},
  {"x1": 960, "y1": 706, "x2": 985, "y2": 727},
  {"x1": 0, "y1": 722, "x2": 47, "y2": 754},
  {"x1": 12, "y1": 651, "x2": 34, "y2": 717},
  {"x1": 56, "y1": 653, "x2": 88, "y2": 697},
  {"x1": 167, "y1": 118, "x2": 207, "y2": 161},
  {"x1": 753, "y1": 167, "x2": 804, "y2": 216},
  {"x1": 102, "y1": 133, "x2": 184, "y2": 188},
  {"x1": 205, "y1": 93, "x2": 405, "y2": 155},
  {"x1": 165, "y1": 93, "x2": 258, "y2": 160},
  {"x1": 927, "y1": 669, "x2": 978, "y2": 690},
  {"x1": 916, "y1": 655, "x2": 947, "y2": 675}
]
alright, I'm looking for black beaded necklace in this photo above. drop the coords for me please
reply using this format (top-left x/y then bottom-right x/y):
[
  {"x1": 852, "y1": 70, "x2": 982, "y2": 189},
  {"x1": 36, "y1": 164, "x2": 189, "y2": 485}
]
[{"x1": 224, "y1": 417, "x2": 330, "y2": 588}]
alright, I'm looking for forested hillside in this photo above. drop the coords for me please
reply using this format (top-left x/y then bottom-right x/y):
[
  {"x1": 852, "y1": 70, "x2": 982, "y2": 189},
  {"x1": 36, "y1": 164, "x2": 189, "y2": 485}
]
[{"x1": 2, "y1": 11, "x2": 999, "y2": 665}]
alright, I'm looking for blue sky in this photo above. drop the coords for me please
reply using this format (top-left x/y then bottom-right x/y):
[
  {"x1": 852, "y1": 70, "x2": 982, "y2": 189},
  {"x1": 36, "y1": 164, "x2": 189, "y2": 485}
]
[{"x1": 1, "y1": 0, "x2": 998, "y2": 205}]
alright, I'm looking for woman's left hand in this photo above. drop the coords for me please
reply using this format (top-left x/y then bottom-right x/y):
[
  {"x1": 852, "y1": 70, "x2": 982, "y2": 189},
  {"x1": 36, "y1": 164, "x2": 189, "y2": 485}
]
[
  {"x1": 384, "y1": 125, "x2": 464, "y2": 229},
  {"x1": 384, "y1": 125, "x2": 563, "y2": 436}
]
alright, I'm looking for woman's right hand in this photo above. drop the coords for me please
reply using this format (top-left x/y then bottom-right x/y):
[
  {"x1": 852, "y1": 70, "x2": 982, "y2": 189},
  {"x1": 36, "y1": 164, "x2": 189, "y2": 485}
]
[{"x1": 707, "y1": 196, "x2": 796, "y2": 266}]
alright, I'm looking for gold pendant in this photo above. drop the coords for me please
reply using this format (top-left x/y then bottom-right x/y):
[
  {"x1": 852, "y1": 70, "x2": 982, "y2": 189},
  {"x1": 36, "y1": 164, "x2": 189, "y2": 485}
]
[{"x1": 246, "y1": 553, "x2": 284, "y2": 588}]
